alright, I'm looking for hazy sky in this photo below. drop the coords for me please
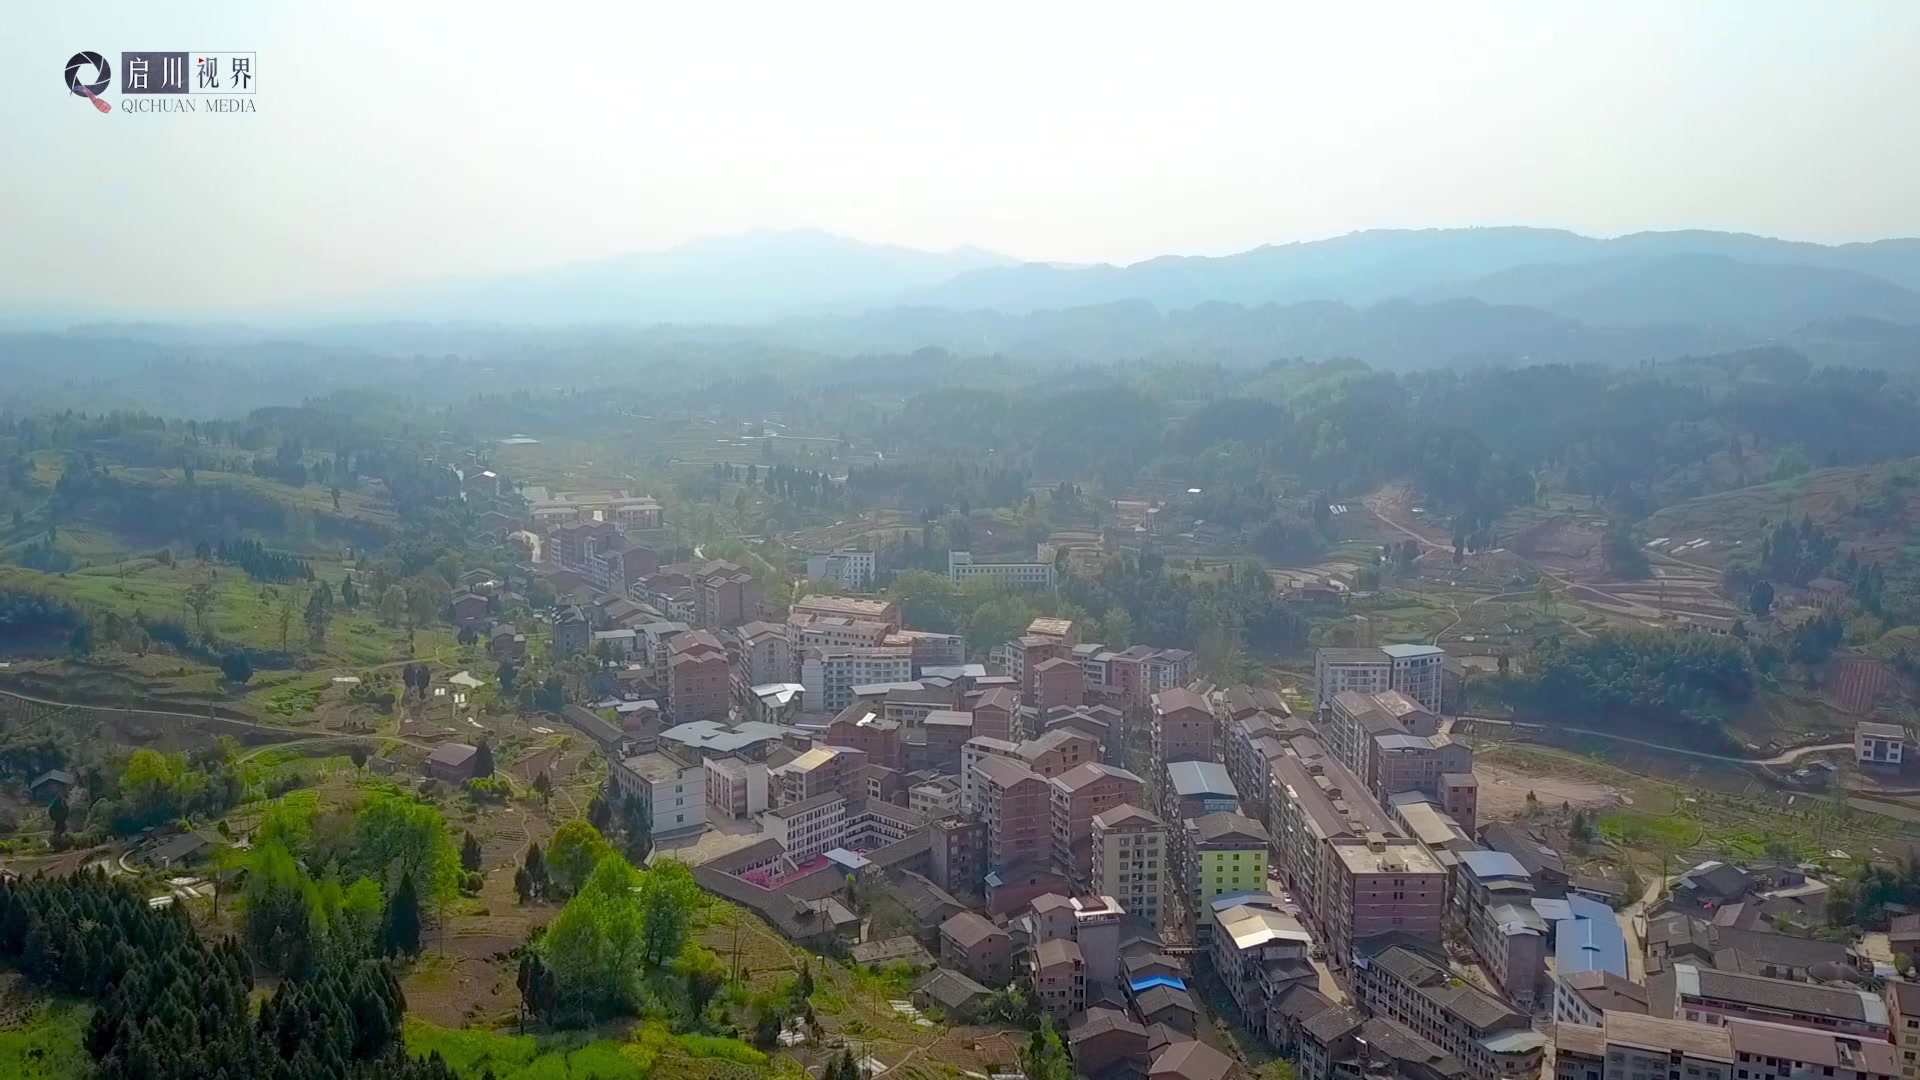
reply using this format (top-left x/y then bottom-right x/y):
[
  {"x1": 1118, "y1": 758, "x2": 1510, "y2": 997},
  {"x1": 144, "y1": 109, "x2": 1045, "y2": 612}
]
[{"x1": 7, "y1": 1, "x2": 1920, "y2": 313}]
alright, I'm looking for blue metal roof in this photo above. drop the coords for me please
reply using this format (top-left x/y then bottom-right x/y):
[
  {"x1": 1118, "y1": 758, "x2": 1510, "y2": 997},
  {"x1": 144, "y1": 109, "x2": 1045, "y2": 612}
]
[
  {"x1": 1550, "y1": 894, "x2": 1627, "y2": 978},
  {"x1": 1129, "y1": 974, "x2": 1188, "y2": 993}
]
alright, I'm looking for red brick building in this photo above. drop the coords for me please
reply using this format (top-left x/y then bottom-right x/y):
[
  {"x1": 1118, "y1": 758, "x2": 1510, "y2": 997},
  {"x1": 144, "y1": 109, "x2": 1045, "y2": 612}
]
[
  {"x1": 1151, "y1": 687, "x2": 1215, "y2": 765},
  {"x1": 1049, "y1": 762, "x2": 1146, "y2": 887},
  {"x1": 975, "y1": 756, "x2": 1052, "y2": 869},
  {"x1": 667, "y1": 630, "x2": 730, "y2": 723},
  {"x1": 1032, "y1": 657, "x2": 1084, "y2": 712}
]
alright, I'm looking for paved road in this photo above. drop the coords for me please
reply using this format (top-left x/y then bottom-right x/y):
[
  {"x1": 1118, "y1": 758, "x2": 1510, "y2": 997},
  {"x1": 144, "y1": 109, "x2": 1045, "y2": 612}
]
[{"x1": 1461, "y1": 714, "x2": 1850, "y2": 766}]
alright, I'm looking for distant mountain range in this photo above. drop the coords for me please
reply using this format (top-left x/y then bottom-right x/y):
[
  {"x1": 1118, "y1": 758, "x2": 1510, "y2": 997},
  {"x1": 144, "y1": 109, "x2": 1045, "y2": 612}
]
[{"x1": 15, "y1": 226, "x2": 1920, "y2": 371}]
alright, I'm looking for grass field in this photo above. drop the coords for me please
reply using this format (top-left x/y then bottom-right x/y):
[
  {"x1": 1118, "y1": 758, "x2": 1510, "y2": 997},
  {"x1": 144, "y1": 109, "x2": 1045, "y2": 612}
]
[{"x1": 0, "y1": 998, "x2": 91, "y2": 1080}]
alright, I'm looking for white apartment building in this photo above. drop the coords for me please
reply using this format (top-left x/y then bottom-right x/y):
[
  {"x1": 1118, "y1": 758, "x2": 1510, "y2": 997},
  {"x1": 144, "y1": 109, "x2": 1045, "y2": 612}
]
[
  {"x1": 805, "y1": 548, "x2": 876, "y2": 592},
  {"x1": 1314, "y1": 644, "x2": 1447, "y2": 714},
  {"x1": 763, "y1": 792, "x2": 848, "y2": 862},
  {"x1": 801, "y1": 645, "x2": 913, "y2": 713},
  {"x1": 610, "y1": 751, "x2": 707, "y2": 836},
  {"x1": 948, "y1": 549, "x2": 1056, "y2": 590},
  {"x1": 704, "y1": 756, "x2": 769, "y2": 820}
]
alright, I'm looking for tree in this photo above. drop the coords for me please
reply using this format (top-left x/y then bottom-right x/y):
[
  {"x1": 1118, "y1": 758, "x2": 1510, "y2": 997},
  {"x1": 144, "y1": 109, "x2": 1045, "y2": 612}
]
[
  {"x1": 1750, "y1": 580, "x2": 1776, "y2": 618},
  {"x1": 523, "y1": 841, "x2": 550, "y2": 901},
  {"x1": 548, "y1": 819, "x2": 613, "y2": 897},
  {"x1": 340, "y1": 575, "x2": 359, "y2": 609},
  {"x1": 187, "y1": 581, "x2": 215, "y2": 634},
  {"x1": 533, "y1": 771, "x2": 552, "y2": 806},
  {"x1": 47, "y1": 796, "x2": 68, "y2": 835},
  {"x1": 472, "y1": 739, "x2": 495, "y2": 779},
  {"x1": 304, "y1": 581, "x2": 334, "y2": 647},
  {"x1": 383, "y1": 871, "x2": 423, "y2": 957},
  {"x1": 636, "y1": 859, "x2": 703, "y2": 968},
  {"x1": 67, "y1": 623, "x2": 92, "y2": 661},
  {"x1": 220, "y1": 651, "x2": 253, "y2": 684},
  {"x1": 1019, "y1": 1018, "x2": 1072, "y2": 1080},
  {"x1": 348, "y1": 744, "x2": 370, "y2": 770},
  {"x1": 460, "y1": 832, "x2": 482, "y2": 873},
  {"x1": 497, "y1": 660, "x2": 517, "y2": 693}
]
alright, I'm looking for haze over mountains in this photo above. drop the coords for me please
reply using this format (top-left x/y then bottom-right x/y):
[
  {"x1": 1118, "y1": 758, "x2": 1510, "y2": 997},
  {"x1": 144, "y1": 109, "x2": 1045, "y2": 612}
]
[{"x1": 12, "y1": 226, "x2": 1920, "y2": 373}]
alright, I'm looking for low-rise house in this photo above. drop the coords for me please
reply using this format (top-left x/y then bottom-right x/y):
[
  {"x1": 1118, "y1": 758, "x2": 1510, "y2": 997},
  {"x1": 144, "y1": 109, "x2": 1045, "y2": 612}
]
[
  {"x1": 1149, "y1": 1040, "x2": 1240, "y2": 1080},
  {"x1": 450, "y1": 591, "x2": 488, "y2": 627},
  {"x1": 1857, "y1": 722, "x2": 1907, "y2": 770},
  {"x1": 893, "y1": 870, "x2": 967, "y2": 940},
  {"x1": 1479, "y1": 821, "x2": 1570, "y2": 898},
  {"x1": 1646, "y1": 913, "x2": 1853, "y2": 982},
  {"x1": 147, "y1": 828, "x2": 219, "y2": 870},
  {"x1": 939, "y1": 912, "x2": 1011, "y2": 985},
  {"x1": 425, "y1": 742, "x2": 479, "y2": 783},
  {"x1": 850, "y1": 936, "x2": 934, "y2": 969},
  {"x1": 912, "y1": 967, "x2": 992, "y2": 1023},
  {"x1": 1069, "y1": 1007, "x2": 1149, "y2": 1080},
  {"x1": 488, "y1": 624, "x2": 527, "y2": 661},
  {"x1": 28, "y1": 769, "x2": 75, "y2": 798}
]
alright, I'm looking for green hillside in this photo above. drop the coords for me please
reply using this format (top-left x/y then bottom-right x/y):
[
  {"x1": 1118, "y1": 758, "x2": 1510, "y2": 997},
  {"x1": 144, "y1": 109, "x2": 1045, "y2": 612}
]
[{"x1": 1640, "y1": 458, "x2": 1920, "y2": 569}]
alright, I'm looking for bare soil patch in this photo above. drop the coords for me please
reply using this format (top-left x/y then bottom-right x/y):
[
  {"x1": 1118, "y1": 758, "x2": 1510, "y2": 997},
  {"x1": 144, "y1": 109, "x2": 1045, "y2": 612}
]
[{"x1": 1474, "y1": 762, "x2": 1621, "y2": 821}]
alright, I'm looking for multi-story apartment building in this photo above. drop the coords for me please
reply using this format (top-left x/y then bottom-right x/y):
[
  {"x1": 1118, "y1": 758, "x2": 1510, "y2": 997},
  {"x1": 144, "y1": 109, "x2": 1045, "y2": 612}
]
[
  {"x1": 1328, "y1": 838, "x2": 1447, "y2": 961},
  {"x1": 1268, "y1": 739, "x2": 1446, "y2": 964},
  {"x1": 948, "y1": 549, "x2": 1056, "y2": 590},
  {"x1": 967, "y1": 686, "x2": 1019, "y2": 742},
  {"x1": 824, "y1": 705, "x2": 904, "y2": 771},
  {"x1": 1211, "y1": 900, "x2": 1316, "y2": 1043},
  {"x1": 928, "y1": 817, "x2": 985, "y2": 896},
  {"x1": 1314, "y1": 644, "x2": 1447, "y2": 715},
  {"x1": 1032, "y1": 938, "x2": 1085, "y2": 1019},
  {"x1": 1358, "y1": 943, "x2": 1547, "y2": 1080},
  {"x1": 1728, "y1": 1018, "x2": 1901, "y2": 1080},
  {"x1": 884, "y1": 629, "x2": 967, "y2": 670},
  {"x1": 703, "y1": 755, "x2": 769, "y2": 820},
  {"x1": 1151, "y1": 687, "x2": 1215, "y2": 765},
  {"x1": 775, "y1": 745, "x2": 868, "y2": 805},
  {"x1": 550, "y1": 519, "x2": 621, "y2": 572},
  {"x1": 692, "y1": 560, "x2": 761, "y2": 630},
  {"x1": 975, "y1": 756, "x2": 1053, "y2": 870},
  {"x1": 735, "y1": 621, "x2": 794, "y2": 687},
  {"x1": 960, "y1": 736, "x2": 1024, "y2": 814},
  {"x1": 610, "y1": 750, "x2": 706, "y2": 836},
  {"x1": 1091, "y1": 804, "x2": 1167, "y2": 930},
  {"x1": 1659, "y1": 964, "x2": 1891, "y2": 1038},
  {"x1": 1032, "y1": 657, "x2": 1083, "y2": 712},
  {"x1": 800, "y1": 645, "x2": 913, "y2": 713},
  {"x1": 910, "y1": 775, "x2": 961, "y2": 819},
  {"x1": 789, "y1": 594, "x2": 900, "y2": 629},
  {"x1": 1554, "y1": 1013, "x2": 1733, "y2": 1080},
  {"x1": 666, "y1": 630, "x2": 730, "y2": 723},
  {"x1": 1455, "y1": 849, "x2": 1547, "y2": 1010},
  {"x1": 804, "y1": 547, "x2": 876, "y2": 592},
  {"x1": 1224, "y1": 710, "x2": 1307, "y2": 828},
  {"x1": 762, "y1": 792, "x2": 848, "y2": 862},
  {"x1": 1019, "y1": 728, "x2": 1099, "y2": 779},
  {"x1": 586, "y1": 538, "x2": 660, "y2": 597},
  {"x1": 1887, "y1": 981, "x2": 1920, "y2": 1080},
  {"x1": 1050, "y1": 763, "x2": 1145, "y2": 887},
  {"x1": 790, "y1": 615, "x2": 894, "y2": 650},
  {"x1": 1326, "y1": 689, "x2": 1473, "y2": 811},
  {"x1": 1181, "y1": 811, "x2": 1270, "y2": 905}
]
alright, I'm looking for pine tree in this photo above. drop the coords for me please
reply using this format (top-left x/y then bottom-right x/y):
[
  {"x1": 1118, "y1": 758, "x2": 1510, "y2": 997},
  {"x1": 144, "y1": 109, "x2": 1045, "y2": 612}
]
[
  {"x1": 460, "y1": 832, "x2": 482, "y2": 873},
  {"x1": 383, "y1": 873, "x2": 422, "y2": 958},
  {"x1": 472, "y1": 740, "x2": 495, "y2": 779}
]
